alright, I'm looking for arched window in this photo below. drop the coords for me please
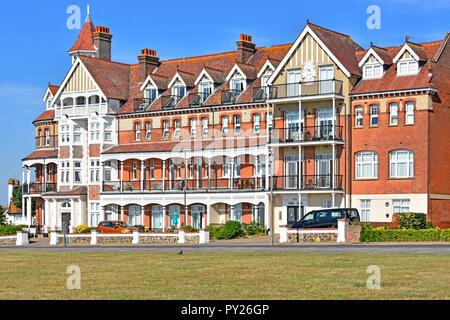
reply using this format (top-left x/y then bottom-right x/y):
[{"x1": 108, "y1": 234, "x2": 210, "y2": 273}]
[
  {"x1": 63, "y1": 97, "x2": 74, "y2": 107},
  {"x1": 75, "y1": 96, "x2": 86, "y2": 106},
  {"x1": 355, "y1": 151, "x2": 378, "y2": 179},
  {"x1": 61, "y1": 201, "x2": 71, "y2": 209},
  {"x1": 390, "y1": 150, "x2": 414, "y2": 178},
  {"x1": 128, "y1": 205, "x2": 141, "y2": 226},
  {"x1": 88, "y1": 95, "x2": 100, "y2": 105}
]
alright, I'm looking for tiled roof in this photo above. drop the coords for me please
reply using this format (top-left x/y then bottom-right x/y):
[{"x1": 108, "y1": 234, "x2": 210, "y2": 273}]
[
  {"x1": 351, "y1": 40, "x2": 444, "y2": 95},
  {"x1": 23, "y1": 150, "x2": 58, "y2": 161},
  {"x1": 308, "y1": 22, "x2": 363, "y2": 76},
  {"x1": 33, "y1": 110, "x2": 55, "y2": 123},
  {"x1": 48, "y1": 85, "x2": 59, "y2": 96},
  {"x1": 68, "y1": 17, "x2": 96, "y2": 53}
]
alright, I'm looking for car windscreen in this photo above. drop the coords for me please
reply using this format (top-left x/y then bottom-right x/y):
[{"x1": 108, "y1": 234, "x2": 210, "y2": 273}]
[
  {"x1": 116, "y1": 222, "x2": 130, "y2": 228},
  {"x1": 347, "y1": 209, "x2": 359, "y2": 220},
  {"x1": 302, "y1": 212, "x2": 315, "y2": 221}
]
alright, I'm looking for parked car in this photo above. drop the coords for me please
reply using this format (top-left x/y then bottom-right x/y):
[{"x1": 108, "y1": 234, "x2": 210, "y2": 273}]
[
  {"x1": 290, "y1": 208, "x2": 360, "y2": 229},
  {"x1": 97, "y1": 221, "x2": 137, "y2": 234}
]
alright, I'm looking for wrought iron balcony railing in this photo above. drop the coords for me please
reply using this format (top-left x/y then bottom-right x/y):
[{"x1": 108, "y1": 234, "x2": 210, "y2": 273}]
[
  {"x1": 270, "y1": 125, "x2": 343, "y2": 143},
  {"x1": 188, "y1": 92, "x2": 210, "y2": 107},
  {"x1": 221, "y1": 89, "x2": 241, "y2": 104},
  {"x1": 269, "y1": 79, "x2": 343, "y2": 100},
  {"x1": 271, "y1": 175, "x2": 343, "y2": 191},
  {"x1": 134, "y1": 98, "x2": 155, "y2": 112}
]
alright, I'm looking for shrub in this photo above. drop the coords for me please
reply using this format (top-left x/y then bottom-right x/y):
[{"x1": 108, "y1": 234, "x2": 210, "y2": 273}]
[
  {"x1": 206, "y1": 224, "x2": 225, "y2": 240},
  {"x1": 0, "y1": 225, "x2": 24, "y2": 236},
  {"x1": 396, "y1": 212, "x2": 427, "y2": 230},
  {"x1": 223, "y1": 221, "x2": 244, "y2": 239},
  {"x1": 133, "y1": 225, "x2": 145, "y2": 232},
  {"x1": 243, "y1": 222, "x2": 265, "y2": 236},
  {"x1": 181, "y1": 225, "x2": 199, "y2": 232},
  {"x1": 360, "y1": 228, "x2": 444, "y2": 242},
  {"x1": 441, "y1": 229, "x2": 450, "y2": 241},
  {"x1": 74, "y1": 225, "x2": 95, "y2": 234}
]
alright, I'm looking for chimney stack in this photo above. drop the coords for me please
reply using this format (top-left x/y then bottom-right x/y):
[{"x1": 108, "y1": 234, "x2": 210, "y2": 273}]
[
  {"x1": 93, "y1": 26, "x2": 112, "y2": 61},
  {"x1": 138, "y1": 49, "x2": 160, "y2": 82},
  {"x1": 237, "y1": 34, "x2": 256, "y2": 64}
]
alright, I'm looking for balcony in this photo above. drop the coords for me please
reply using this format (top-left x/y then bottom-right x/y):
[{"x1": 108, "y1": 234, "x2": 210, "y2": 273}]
[
  {"x1": 272, "y1": 175, "x2": 343, "y2": 191},
  {"x1": 56, "y1": 102, "x2": 110, "y2": 118},
  {"x1": 268, "y1": 79, "x2": 343, "y2": 101},
  {"x1": 161, "y1": 95, "x2": 182, "y2": 109},
  {"x1": 270, "y1": 125, "x2": 343, "y2": 144},
  {"x1": 188, "y1": 92, "x2": 210, "y2": 107},
  {"x1": 102, "y1": 177, "x2": 266, "y2": 193},
  {"x1": 36, "y1": 135, "x2": 58, "y2": 149},
  {"x1": 253, "y1": 86, "x2": 269, "y2": 102},
  {"x1": 23, "y1": 182, "x2": 57, "y2": 195},
  {"x1": 221, "y1": 89, "x2": 241, "y2": 104},
  {"x1": 134, "y1": 98, "x2": 154, "y2": 112}
]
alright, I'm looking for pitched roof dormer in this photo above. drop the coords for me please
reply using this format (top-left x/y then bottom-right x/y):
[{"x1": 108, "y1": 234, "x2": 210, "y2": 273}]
[
  {"x1": 168, "y1": 70, "x2": 196, "y2": 88},
  {"x1": 358, "y1": 44, "x2": 392, "y2": 79},
  {"x1": 140, "y1": 73, "x2": 169, "y2": 92},
  {"x1": 225, "y1": 63, "x2": 256, "y2": 82},
  {"x1": 393, "y1": 41, "x2": 425, "y2": 76},
  {"x1": 194, "y1": 66, "x2": 225, "y2": 86},
  {"x1": 68, "y1": 10, "x2": 96, "y2": 60}
]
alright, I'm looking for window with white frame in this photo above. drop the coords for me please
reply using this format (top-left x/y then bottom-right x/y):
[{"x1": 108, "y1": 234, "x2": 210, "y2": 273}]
[
  {"x1": 360, "y1": 200, "x2": 371, "y2": 222},
  {"x1": 104, "y1": 123, "x2": 112, "y2": 142},
  {"x1": 149, "y1": 161, "x2": 155, "y2": 179},
  {"x1": 189, "y1": 159, "x2": 194, "y2": 178},
  {"x1": 44, "y1": 128, "x2": 50, "y2": 146},
  {"x1": 268, "y1": 112, "x2": 273, "y2": 131},
  {"x1": 363, "y1": 63, "x2": 383, "y2": 79},
  {"x1": 234, "y1": 157, "x2": 241, "y2": 177},
  {"x1": 90, "y1": 202, "x2": 101, "y2": 227},
  {"x1": 355, "y1": 151, "x2": 378, "y2": 179},
  {"x1": 234, "y1": 115, "x2": 241, "y2": 135},
  {"x1": 73, "y1": 161, "x2": 82, "y2": 183},
  {"x1": 190, "y1": 118, "x2": 197, "y2": 137},
  {"x1": 222, "y1": 158, "x2": 231, "y2": 178},
  {"x1": 132, "y1": 162, "x2": 138, "y2": 180},
  {"x1": 162, "y1": 120, "x2": 169, "y2": 139},
  {"x1": 60, "y1": 161, "x2": 70, "y2": 183},
  {"x1": 144, "y1": 87, "x2": 158, "y2": 101},
  {"x1": 390, "y1": 150, "x2": 414, "y2": 178},
  {"x1": 103, "y1": 161, "x2": 112, "y2": 182},
  {"x1": 405, "y1": 101, "x2": 415, "y2": 124},
  {"x1": 202, "y1": 117, "x2": 208, "y2": 137},
  {"x1": 398, "y1": 59, "x2": 419, "y2": 76},
  {"x1": 355, "y1": 106, "x2": 363, "y2": 127},
  {"x1": 370, "y1": 104, "x2": 378, "y2": 126},
  {"x1": 393, "y1": 199, "x2": 410, "y2": 214},
  {"x1": 90, "y1": 159, "x2": 100, "y2": 183},
  {"x1": 231, "y1": 78, "x2": 245, "y2": 94},
  {"x1": 60, "y1": 125, "x2": 70, "y2": 143},
  {"x1": 253, "y1": 113, "x2": 261, "y2": 133},
  {"x1": 173, "y1": 119, "x2": 181, "y2": 139},
  {"x1": 390, "y1": 103, "x2": 399, "y2": 125},
  {"x1": 73, "y1": 125, "x2": 81, "y2": 144},
  {"x1": 145, "y1": 121, "x2": 152, "y2": 140},
  {"x1": 322, "y1": 200, "x2": 332, "y2": 209},
  {"x1": 222, "y1": 116, "x2": 229, "y2": 135},
  {"x1": 172, "y1": 85, "x2": 185, "y2": 100},
  {"x1": 90, "y1": 122, "x2": 100, "y2": 142},
  {"x1": 200, "y1": 82, "x2": 212, "y2": 102},
  {"x1": 135, "y1": 122, "x2": 141, "y2": 141}
]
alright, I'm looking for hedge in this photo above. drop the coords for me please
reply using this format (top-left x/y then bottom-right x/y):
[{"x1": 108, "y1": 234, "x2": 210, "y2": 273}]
[
  {"x1": 360, "y1": 227, "x2": 450, "y2": 242},
  {"x1": 0, "y1": 225, "x2": 25, "y2": 236}
]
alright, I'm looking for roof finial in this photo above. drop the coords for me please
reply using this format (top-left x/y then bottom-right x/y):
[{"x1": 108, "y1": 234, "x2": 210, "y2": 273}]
[
  {"x1": 406, "y1": 35, "x2": 413, "y2": 42},
  {"x1": 307, "y1": 19, "x2": 310, "y2": 24},
  {"x1": 87, "y1": 4, "x2": 90, "y2": 16}
]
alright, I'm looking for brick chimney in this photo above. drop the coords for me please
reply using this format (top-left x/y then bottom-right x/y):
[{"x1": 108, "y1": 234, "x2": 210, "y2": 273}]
[
  {"x1": 93, "y1": 26, "x2": 112, "y2": 61},
  {"x1": 138, "y1": 49, "x2": 160, "y2": 82},
  {"x1": 237, "y1": 34, "x2": 256, "y2": 64}
]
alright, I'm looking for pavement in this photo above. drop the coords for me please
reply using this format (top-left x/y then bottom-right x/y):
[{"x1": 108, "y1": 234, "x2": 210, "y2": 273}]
[{"x1": 1, "y1": 235, "x2": 449, "y2": 254}]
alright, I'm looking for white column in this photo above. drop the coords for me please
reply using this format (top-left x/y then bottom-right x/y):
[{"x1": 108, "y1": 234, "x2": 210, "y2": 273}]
[
  {"x1": 52, "y1": 199, "x2": 57, "y2": 230},
  {"x1": 44, "y1": 199, "x2": 49, "y2": 233},
  {"x1": 332, "y1": 97, "x2": 336, "y2": 139},
  {"x1": 120, "y1": 205, "x2": 124, "y2": 221},
  {"x1": 27, "y1": 196, "x2": 32, "y2": 226},
  {"x1": 264, "y1": 193, "x2": 270, "y2": 231},
  {"x1": 27, "y1": 166, "x2": 31, "y2": 185},
  {"x1": 230, "y1": 158, "x2": 235, "y2": 190},
  {"x1": 162, "y1": 160, "x2": 166, "y2": 191},
  {"x1": 140, "y1": 206, "x2": 145, "y2": 226},
  {"x1": 101, "y1": 206, "x2": 106, "y2": 222},
  {"x1": 332, "y1": 192, "x2": 336, "y2": 208},
  {"x1": 207, "y1": 158, "x2": 211, "y2": 189},
  {"x1": 162, "y1": 205, "x2": 166, "y2": 231},
  {"x1": 140, "y1": 160, "x2": 145, "y2": 191},
  {"x1": 255, "y1": 155, "x2": 259, "y2": 189},
  {"x1": 43, "y1": 163, "x2": 47, "y2": 192},
  {"x1": 70, "y1": 199, "x2": 75, "y2": 232},
  {"x1": 120, "y1": 161, "x2": 124, "y2": 191},
  {"x1": 265, "y1": 150, "x2": 270, "y2": 190},
  {"x1": 332, "y1": 143, "x2": 336, "y2": 189},
  {"x1": 22, "y1": 166, "x2": 25, "y2": 186},
  {"x1": 21, "y1": 197, "x2": 26, "y2": 224},
  {"x1": 230, "y1": 205, "x2": 235, "y2": 221}
]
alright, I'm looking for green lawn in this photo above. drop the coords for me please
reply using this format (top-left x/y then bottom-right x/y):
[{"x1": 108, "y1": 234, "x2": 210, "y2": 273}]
[{"x1": 1, "y1": 251, "x2": 449, "y2": 299}]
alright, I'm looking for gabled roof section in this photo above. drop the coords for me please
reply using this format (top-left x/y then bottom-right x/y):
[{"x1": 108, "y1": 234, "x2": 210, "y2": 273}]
[
  {"x1": 140, "y1": 73, "x2": 169, "y2": 91},
  {"x1": 43, "y1": 84, "x2": 59, "y2": 101},
  {"x1": 269, "y1": 22, "x2": 362, "y2": 83},
  {"x1": 225, "y1": 63, "x2": 256, "y2": 81},
  {"x1": 33, "y1": 110, "x2": 55, "y2": 123},
  {"x1": 257, "y1": 59, "x2": 279, "y2": 78},
  {"x1": 194, "y1": 67, "x2": 225, "y2": 85},
  {"x1": 393, "y1": 42, "x2": 427, "y2": 63},
  {"x1": 358, "y1": 45, "x2": 393, "y2": 67},
  {"x1": 68, "y1": 15, "x2": 96, "y2": 53},
  {"x1": 168, "y1": 70, "x2": 196, "y2": 88}
]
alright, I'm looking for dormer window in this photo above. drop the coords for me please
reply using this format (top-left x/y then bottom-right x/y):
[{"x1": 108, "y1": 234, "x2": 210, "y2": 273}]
[
  {"x1": 172, "y1": 85, "x2": 185, "y2": 100},
  {"x1": 200, "y1": 82, "x2": 212, "y2": 102},
  {"x1": 363, "y1": 63, "x2": 383, "y2": 79},
  {"x1": 398, "y1": 59, "x2": 418, "y2": 76},
  {"x1": 144, "y1": 87, "x2": 158, "y2": 101},
  {"x1": 231, "y1": 78, "x2": 245, "y2": 95}
]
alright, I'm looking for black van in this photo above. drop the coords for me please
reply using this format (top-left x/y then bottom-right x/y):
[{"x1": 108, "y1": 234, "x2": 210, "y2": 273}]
[{"x1": 290, "y1": 208, "x2": 360, "y2": 229}]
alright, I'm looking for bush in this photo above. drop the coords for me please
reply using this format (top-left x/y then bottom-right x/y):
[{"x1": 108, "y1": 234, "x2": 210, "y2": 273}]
[
  {"x1": 243, "y1": 222, "x2": 265, "y2": 236},
  {"x1": 74, "y1": 225, "x2": 95, "y2": 234},
  {"x1": 181, "y1": 225, "x2": 199, "y2": 233},
  {"x1": 396, "y1": 212, "x2": 427, "y2": 230},
  {"x1": 360, "y1": 228, "x2": 446, "y2": 242},
  {"x1": 133, "y1": 225, "x2": 145, "y2": 232},
  {"x1": 206, "y1": 224, "x2": 225, "y2": 240},
  {"x1": 0, "y1": 225, "x2": 24, "y2": 236},
  {"x1": 223, "y1": 221, "x2": 244, "y2": 239}
]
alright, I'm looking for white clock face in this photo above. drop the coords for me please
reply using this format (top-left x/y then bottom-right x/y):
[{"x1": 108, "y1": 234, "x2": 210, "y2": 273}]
[{"x1": 303, "y1": 61, "x2": 316, "y2": 82}]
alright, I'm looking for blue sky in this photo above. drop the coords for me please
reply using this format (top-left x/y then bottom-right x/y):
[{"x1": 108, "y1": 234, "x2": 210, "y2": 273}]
[{"x1": 0, "y1": 0, "x2": 448, "y2": 204}]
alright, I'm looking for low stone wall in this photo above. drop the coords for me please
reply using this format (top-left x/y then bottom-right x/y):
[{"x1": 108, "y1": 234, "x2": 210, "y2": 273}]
[
  {"x1": 345, "y1": 225, "x2": 362, "y2": 243},
  {"x1": 287, "y1": 230, "x2": 339, "y2": 243},
  {"x1": 97, "y1": 235, "x2": 133, "y2": 245},
  {"x1": 57, "y1": 235, "x2": 91, "y2": 246},
  {"x1": 185, "y1": 235, "x2": 200, "y2": 244},
  {"x1": 139, "y1": 234, "x2": 178, "y2": 244},
  {"x1": 0, "y1": 236, "x2": 17, "y2": 246}
]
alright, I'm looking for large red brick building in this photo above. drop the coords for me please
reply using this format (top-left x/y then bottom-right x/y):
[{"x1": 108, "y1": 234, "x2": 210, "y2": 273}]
[{"x1": 20, "y1": 12, "x2": 450, "y2": 233}]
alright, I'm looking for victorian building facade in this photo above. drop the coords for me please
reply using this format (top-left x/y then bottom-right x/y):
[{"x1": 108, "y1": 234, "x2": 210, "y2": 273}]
[{"x1": 21, "y1": 13, "x2": 450, "y2": 234}]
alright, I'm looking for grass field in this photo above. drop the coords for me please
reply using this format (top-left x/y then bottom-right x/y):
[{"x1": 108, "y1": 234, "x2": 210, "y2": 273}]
[{"x1": 1, "y1": 251, "x2": 449, "y2": 299}]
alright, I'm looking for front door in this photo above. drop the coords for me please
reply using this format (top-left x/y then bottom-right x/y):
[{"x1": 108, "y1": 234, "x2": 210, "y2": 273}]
[
  {"x1": 287, "y1": 206, "x2": 299, "y2": 225},
  {"x1": 61, "y1": 212, "x2": 71, "y2": 234}
]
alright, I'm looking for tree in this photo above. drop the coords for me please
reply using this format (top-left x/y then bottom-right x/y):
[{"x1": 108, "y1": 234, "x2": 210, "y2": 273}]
[
  {"x1": 12, "y1": 187, "x2": 22, "y2": 210},
  {"x1": 0, "y1": 206, "x2": 6, "y2": 225}
]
